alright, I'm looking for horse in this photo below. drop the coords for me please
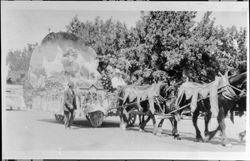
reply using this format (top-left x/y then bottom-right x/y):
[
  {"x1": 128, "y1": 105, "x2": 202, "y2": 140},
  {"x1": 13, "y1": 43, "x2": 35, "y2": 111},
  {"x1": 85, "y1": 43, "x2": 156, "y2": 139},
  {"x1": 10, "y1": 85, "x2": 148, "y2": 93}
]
[
  {"x1": 177, "y1": 71, "x2": 246, "y2": 146},
  {"x1": 230, "y1": 79, "x2": 246, "y2": 142},
  {"x1": 117, "y1": 84, "x2": 155, "y2": 131},
  {"x1": 117, "y1": 82, "x2": 180, "y2": 138},
  {"x1": 139, "y1": 85, "x2": 181, "y2": 139}
]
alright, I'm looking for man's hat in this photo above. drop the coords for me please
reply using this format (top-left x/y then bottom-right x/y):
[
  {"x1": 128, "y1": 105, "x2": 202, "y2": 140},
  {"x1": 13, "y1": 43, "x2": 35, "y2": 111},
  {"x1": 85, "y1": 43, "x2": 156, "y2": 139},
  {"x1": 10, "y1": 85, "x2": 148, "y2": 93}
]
[{"x1": 68, "y1": 81, "x2": 74, "y2": 87}]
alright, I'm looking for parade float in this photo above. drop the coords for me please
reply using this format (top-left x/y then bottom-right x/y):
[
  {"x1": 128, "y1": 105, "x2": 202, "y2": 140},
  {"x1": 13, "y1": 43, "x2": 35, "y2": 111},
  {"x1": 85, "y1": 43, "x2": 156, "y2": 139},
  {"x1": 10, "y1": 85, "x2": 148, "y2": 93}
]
[{"x1": 28, "y1": 32, "x2": 136, "y2": 127}]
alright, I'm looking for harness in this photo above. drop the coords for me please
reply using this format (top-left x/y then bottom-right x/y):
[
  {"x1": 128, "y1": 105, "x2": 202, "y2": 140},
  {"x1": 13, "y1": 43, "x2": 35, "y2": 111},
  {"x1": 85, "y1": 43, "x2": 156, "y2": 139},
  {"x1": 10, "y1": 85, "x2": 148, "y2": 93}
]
[
  {"x1": 222, "y1": 84, "x2": 246, "y2": 101},
  {"x1": 222, "y1": 85, "x2": 236, "y2": 100},
  {"x1": 116, "y1": 84, "x2": 176, "y2": 114},
  {"x1": 115, "y1": 79, "x2": 246, "y2": 117}
]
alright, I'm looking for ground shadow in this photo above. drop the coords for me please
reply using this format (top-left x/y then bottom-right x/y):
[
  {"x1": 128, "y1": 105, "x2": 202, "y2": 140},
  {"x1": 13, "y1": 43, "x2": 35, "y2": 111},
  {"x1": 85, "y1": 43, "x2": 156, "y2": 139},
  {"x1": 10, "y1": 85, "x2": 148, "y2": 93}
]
[
  {"x1": 37, "y1": 118, "x2": 66, "y2": 125},
  {"x1": 73, "y1": 119, "x2": 120, "y2": 128},
  {"x1": 37, "y1": 118, "x2": 120, "y2": 129},
  {"x1": 126, "y1": 126, "x2": 194, "y2": 136},
  {"x1": 37, "y1": 118, "x2": 246, "y2": 146},
  {"x1": 126, "y1": 126, "x2": 245, "y2": 146},
  {"x1": 180, "y1": 135, "x2": 245, "y2": 146},
  {"x1": 126, "y1": 126, "x2": 154, "y2": 134},
  {"x1": 6, "y1": 109, "x2": 27, "y2": 112}
]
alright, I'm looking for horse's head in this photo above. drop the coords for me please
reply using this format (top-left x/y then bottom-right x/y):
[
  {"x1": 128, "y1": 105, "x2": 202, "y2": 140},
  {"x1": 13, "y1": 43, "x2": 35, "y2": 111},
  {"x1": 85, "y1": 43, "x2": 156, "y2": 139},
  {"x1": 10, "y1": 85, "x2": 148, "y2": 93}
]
[
  {"x1": 229, "y1": 72, "x2": 246, "y2": 86},
  {"x1": 159, "y1": 83, "x2": 175, "y2": 98},
  {"x1": 228, "y1": 72, "x2": 246, "y2": 97},
  {"x1": 217, "y1": 71, "x2": 247, "y2": 104}
]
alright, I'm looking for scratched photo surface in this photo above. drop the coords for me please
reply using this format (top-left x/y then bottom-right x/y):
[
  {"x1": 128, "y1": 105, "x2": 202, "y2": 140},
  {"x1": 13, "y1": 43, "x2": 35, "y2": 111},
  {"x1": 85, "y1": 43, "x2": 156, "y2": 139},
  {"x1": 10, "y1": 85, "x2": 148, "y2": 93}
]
[{"x1": 1, "y1": 1, "x2": 249, "y2": 160}]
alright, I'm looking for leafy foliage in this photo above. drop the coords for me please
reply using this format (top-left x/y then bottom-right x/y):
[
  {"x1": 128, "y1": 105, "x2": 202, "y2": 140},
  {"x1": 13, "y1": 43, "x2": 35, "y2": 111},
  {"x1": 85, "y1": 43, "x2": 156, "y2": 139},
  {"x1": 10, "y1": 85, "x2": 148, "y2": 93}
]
[
  {"x1": 6, "y1": 43, "x2": 38, "y2": 84},
  {"x1": 6, "y1": 43, "x2": 38, "y2": 108},
  {"x1": 66, "y1": 12, "x2": 247, "y2": 85}
]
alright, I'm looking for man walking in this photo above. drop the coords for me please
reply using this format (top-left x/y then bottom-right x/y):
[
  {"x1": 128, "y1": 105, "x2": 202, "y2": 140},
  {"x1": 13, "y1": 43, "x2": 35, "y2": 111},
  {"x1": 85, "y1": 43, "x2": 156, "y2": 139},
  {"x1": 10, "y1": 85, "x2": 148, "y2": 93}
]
[{"x1": 63, "y1": 81, "x2": 77, "y2": 129}]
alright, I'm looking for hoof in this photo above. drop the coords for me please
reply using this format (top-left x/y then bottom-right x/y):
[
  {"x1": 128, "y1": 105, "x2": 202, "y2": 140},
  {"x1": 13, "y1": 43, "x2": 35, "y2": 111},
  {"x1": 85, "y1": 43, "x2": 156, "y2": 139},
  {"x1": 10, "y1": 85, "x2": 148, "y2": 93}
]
[
  {"x1": 120, "y1": 123, "x2": 127, "y2": 130},
  {"x1": 204, "y1": 135, "x2": 210, "y2": 142},
  {"x1": 223, "y1": 143, "x2": 232, "y2": 147},
  {"x1": 195, "y1": 137, "x2": 204, "y2": 142},
  {"x1": 239, "y1": 135, "x2": 244, "y2": 142},
  {"x1": 153, "y1": 129, "x2": 158, "y2": 135},
  {"x1": 239, "y1": 133, "x2": 245, "y2": 142},
  {"x1": 174, "y1": 135, "x2": 181, "y2": 140},
  {"x1": 139, "y1": 128, "x2": 145, "y2": 133},
  {"x1": 156, "y1": 128, "x2": 163, "y2": 136},
  {"x1": 156, "y1": 132, "x2": 163, "y2": 137},
  {"x1": 156, "y1": 132, "x2": 162, "y2": 137},
  {"x1": 175, "y1": 136, "x2": 181, "y2": 140}
]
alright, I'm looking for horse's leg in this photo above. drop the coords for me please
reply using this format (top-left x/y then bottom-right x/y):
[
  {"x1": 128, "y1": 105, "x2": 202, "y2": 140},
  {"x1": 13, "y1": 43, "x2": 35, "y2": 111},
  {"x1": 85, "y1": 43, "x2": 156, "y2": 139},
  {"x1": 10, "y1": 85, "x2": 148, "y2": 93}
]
[
  {"x1": 155, "y1": 119, "x2": 164, "y2": 136},
  {"x1": 137, "y1": 99, "x2": 143, "y2": 111},
  {"x1": 204, "y1": 108, "x2": 223, "y2": 143},
  {"x1": 119, "y1": 107, "x2": 127, "y2": 130},
  {"x1": 149, "y1": 111, "x2": 157, "y2": 135},
  {"x1": 139, "y1": 101, "x2": 149, "y2": 132},
  {"x1": 192, "y1": 109, "x2": 203, "y2": 142},
  {"x1": 204, "y1": 111, "x2": 212, "y2": 136},
  {"x1": 170, "y1": 117, "x2": 181, "y2": 140},
  {"x1": 218, "y1": 109, "x2": 231, "y2": 147},
  {"x1": 139, "y1": 115, "x2": 142, "y2": 126},
  {"x1": 139, "y1": 115, "x2": 150, "y2": 131},
  {"x1": 239, "y1": 130, "x2": 246, "y2": 142},
  {"x1": 139, "y1": 115, "x2": 145, "y2": 132}
]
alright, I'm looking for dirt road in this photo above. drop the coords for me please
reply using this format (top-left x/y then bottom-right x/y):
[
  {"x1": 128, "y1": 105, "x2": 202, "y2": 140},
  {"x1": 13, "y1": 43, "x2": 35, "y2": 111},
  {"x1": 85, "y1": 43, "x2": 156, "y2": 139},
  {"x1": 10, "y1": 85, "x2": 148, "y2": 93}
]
[{"x1": 3, "y1": 110, "x2": 246, "y2": 158}]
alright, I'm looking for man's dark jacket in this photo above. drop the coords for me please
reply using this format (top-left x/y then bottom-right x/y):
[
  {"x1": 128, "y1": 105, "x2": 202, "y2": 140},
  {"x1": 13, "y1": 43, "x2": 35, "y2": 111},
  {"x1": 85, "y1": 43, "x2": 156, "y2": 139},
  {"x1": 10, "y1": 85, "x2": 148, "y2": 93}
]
[{"x1": 63, "y1": 88, "x2": 77, "y2": 112}]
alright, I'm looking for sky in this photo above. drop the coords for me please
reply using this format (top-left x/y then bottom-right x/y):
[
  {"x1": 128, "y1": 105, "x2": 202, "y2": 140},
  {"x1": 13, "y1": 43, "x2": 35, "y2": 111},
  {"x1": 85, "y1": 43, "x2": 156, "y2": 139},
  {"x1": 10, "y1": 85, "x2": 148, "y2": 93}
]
[{"x1": 2, "y1": 10, "x2": 248, "y2": 51}]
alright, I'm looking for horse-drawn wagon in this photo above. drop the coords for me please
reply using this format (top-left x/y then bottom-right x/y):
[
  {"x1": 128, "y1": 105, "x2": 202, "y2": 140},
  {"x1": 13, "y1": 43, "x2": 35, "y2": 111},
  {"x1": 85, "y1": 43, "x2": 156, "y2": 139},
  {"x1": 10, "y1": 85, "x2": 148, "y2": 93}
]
[
  {"x1": 54, "y1": 82, "x2": 137, "y2": 128},
  {"x1": 26, "y1": 31, "x2": 136, "y2": 128}
]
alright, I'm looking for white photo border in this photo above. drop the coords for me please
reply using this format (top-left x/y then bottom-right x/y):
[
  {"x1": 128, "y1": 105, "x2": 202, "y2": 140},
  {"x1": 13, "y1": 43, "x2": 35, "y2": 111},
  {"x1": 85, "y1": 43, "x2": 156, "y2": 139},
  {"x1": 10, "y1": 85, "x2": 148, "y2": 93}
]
[{"x1": 1, "y1": 1, "x2": 249, "y2": 160}]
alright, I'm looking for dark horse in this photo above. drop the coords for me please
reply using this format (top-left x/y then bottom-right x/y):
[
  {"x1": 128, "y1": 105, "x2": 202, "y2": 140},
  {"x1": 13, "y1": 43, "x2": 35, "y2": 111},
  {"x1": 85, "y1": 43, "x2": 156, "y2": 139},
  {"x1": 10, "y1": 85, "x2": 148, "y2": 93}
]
[
  {"x1": 230, "y1": 79, "x2": 247, "y2": 142},
  {"x1": 117, "y1": 82, "x2": 180, "y2": 139},
  {"x1": 178, "y1": 72, "x2": 246, "y2": 146}
]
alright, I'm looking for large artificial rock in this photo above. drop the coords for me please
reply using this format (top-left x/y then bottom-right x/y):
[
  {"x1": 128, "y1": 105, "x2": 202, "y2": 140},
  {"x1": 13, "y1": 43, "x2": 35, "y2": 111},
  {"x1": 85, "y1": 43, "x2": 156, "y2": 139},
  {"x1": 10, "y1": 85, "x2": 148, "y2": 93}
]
[
  {"x1": 28, "y1": 32, "x2": 100, "y2": 90},
  {"x1": 28, "y1": 32, "x2": 102, "y2": 112}
]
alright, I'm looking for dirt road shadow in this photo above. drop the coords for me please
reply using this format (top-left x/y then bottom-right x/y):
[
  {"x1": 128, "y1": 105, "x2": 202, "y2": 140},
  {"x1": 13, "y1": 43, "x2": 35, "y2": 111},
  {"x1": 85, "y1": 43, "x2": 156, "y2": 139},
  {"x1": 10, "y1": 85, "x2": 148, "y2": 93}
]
[
  {"x1": 37, "y1": 118, "x2": 120, "y2": 129},
  {"x1": 180, "y1": 135, "x2": 245, "y2": 146},
  {"x1": 73, "y1": 119, "x2": 120, "y2": 128},
  {"x1": 5, "y1": 109, "x2": 27, "y2": 112},
  {"x1": 126, "y1": 126, "x2": 244, "y2": 146},
  {"x1": 126, "y1": 126, "x2": 194, "y2": 136}
]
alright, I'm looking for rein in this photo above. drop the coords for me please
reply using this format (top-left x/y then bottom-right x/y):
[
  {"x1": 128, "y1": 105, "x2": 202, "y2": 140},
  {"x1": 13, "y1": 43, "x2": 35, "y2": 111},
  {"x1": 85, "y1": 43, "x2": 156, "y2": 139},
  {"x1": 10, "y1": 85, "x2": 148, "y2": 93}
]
[
  {"x1": 222, "y1": 84, "x2": 246, "y2": 101},
  {"x1": 228, "y1": 84, "x2": 246, "y2": 95},
  {"x1": 116, "y1": 83, "x2": 246, "y2": 114}
]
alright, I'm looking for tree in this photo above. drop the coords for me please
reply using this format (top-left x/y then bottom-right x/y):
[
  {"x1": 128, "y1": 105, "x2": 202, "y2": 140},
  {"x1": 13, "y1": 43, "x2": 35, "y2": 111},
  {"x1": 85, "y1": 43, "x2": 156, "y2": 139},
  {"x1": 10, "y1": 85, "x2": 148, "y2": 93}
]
[
  {"x1": 214, "y1": 26, "x2": 247, "y2": 74},
  {"x1": 6, "y1": 43, "x2": 38, "y2": 108},
  {"x1": 120, "y1": 11, "x2": 198, "y2": 84},
  {"x1": 181, "y1": 11, "x2": 220, "y2": 82},
  {"x1": 6, "y1": 43, "x2": 38, "y2": 84},
  {"x1": 65, "y1": 12, "x2": 247, "y2": 86},
  {"x1": 66, "y1": 16, "x2": 131, "y2": 70},
  {"x1": 66, "y1": 15, "x2": 133, "y2": 88}
]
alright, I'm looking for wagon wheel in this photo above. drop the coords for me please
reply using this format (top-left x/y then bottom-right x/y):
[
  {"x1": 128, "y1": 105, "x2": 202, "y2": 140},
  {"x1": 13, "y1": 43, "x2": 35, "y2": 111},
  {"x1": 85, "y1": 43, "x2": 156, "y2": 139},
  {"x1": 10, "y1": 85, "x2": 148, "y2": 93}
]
[
  {"x1": 55, "y1": 114, "x2": 59, "y2": 121},
  {"x1": 88, "y1": 111, "x2": 104, "y2": 127},
  {"x1": 126, "y1": 112, "x2": 137, "y2": 127},
  {"x1": 59, "y1": 115, "x2": 65, "y2": 122},
  {"x1": 55, "y1": 114, "x2": 65, "y2": 123}
]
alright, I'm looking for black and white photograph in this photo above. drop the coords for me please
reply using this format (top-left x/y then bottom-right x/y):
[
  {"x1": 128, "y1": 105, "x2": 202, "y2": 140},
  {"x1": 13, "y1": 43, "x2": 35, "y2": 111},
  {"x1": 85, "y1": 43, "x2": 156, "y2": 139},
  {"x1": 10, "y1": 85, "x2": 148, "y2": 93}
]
[{"x1": 1, "y1": 1, "x2": 249, "y2": 160}]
